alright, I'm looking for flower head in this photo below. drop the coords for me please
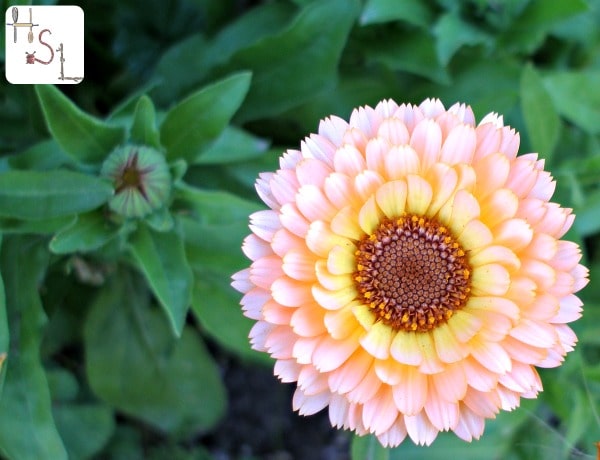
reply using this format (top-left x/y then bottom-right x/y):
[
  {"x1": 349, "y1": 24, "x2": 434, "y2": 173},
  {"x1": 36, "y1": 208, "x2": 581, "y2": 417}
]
[
  {"x1": 231, "y1": 99, "x2": 588, "y2": 447},
  {"x1": 101, "y1": 145, "x2": 171, "y2": 218}
]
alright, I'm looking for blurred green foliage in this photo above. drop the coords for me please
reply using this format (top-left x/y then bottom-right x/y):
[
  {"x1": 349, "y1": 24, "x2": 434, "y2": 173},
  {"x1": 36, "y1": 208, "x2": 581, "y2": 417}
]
[{"x1": 0, "y1": 0, "x2": 599, "y2": 458}]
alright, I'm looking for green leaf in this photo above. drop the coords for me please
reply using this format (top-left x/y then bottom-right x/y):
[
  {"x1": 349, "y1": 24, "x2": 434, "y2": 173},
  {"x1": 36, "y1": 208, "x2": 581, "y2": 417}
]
[
  {"x1": 224, "y1": 0, "x2": 360, "y2": 121},
  {"x1": 0, "y1": 170, "x2": 114, "y2": 220},
  {"x1": 433, "y1": 11, "x2": 493, "y2": 65},
  {"x1": 0, "y1": 237, "x2": 68, "y2": 460},
  {"x1": 130, "y1": 95, "x2": 161, "y2": 149},
  {"x1": 520, "y1": 64, "x2": 560, "y2": 163},
  {"x1": 84, "y1": 273, "x2": 226, "y2": 437},
  {"x1": 8, "y1": 140, "x2": 73, "y2": 171},
  {"x1": 0, "y1": 216, "x2": 74, "y2": 235},
  {"x1": 574, "y1": 188, "x2": 600, "y2": 237},
  {"x1": 49, "y1": 211, "x2": 119, "y2": 255},
  {"x1": 543, "y1": 71, "x2": 600, "y2": 135},
  {"x1": 128, "y1": 224, "x2": 193, "y2": 337},
  {"x1": 192, "y1": 126, "x2": 269, "y2": 165},
  {"x1": 53, "y1": 404, "x2": 115, "y2": 460},
  {"x1": 351, "y1": 435, "x2": 390, "y2": 460},
  {"x1": 360, "y1": 0, "x2": 433, "y2": 27},
  {"x1": 191, "y1": 275, "x2": 269, "y2": 364},
  {"x1": 35, "y1": 85, "x2": 126, "y2": 165},
  {"x1": 160, "y1": 72, "x2": 252, "y2": 162},
  {"x1": 0, "y1": 238, "x2": 7, "y2": 395}
]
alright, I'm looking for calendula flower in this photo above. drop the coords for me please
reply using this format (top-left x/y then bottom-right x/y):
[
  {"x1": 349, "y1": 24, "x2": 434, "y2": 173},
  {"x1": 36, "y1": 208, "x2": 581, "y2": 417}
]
[
  {"x1": 231, "y1": 99, "x2": 588, "y2": 447},
  {"x1": 101, "y1": 145, "x2": 171, "y2": 218}
]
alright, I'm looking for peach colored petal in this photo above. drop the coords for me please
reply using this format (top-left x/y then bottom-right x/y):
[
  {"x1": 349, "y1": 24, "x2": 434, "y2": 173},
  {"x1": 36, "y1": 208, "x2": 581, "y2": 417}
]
[
  {"x1": 301, "y1": 134, "x2": 336, "y2": 168},
  {"x1": 293, "y1": 388, "x2": 331, "y2": 416},
  {"x1": 447, "y1": 310, "x2": 483, "y2": 343},
  {"x1": 419, "y1": 98, "x2": 446, "y2": 118},
  {"x1": 509, "y1": 318, "x2": 557, "y2": 348},
  {"x1": 416, "y1": 332, "x2": 445, "y2": 374},
  {"x1": 271, "y1": 277, "x2": 312, "y2": 307},
  {"x1": 463, "y1": 388, "x2": 501, "y2": 418},
  {"x1": 270, "y1": 228, "x2": 302, "y2": 258},
  {"x1": 249, "y1": 321, "x2": 274, "y2": 351},
  {"x1": 324, "y1": 304, "x2": 360, "y2": 340},
  {"x1": 315, "y1": 260, "x2": 353, "y2": 291},
  {"x1": 384, "y1": 145, "x2": 421, "y2": 180},
  {"x1": 328, "y1": 348, "x2": 373, "y2": 394},
  {"x1": 473, "y1": 122, "x2": 501, "y2": 162},
  {"x1": 424, "y1": 384, "x2": 460, "y2": 431},
  {"x1": 458, "y1": 219, "x2": 494, "y2": 251},
  {"x1": 374, "y1": 358, "x2": 403, "y2": 385},
  {"x1": 465, "y1": 296, "x2": 520, "y2": 321},
  {"x1": 346, "y1": 363, "x2": 382, "y2": 404},
  {"x1": 404, "y1": 411, "x2": 439, "y2": 446},
  {"x1": 342, "y1": 127, "x2": 369, "y2": 153},
  {"x1": 440, "y1": 124, "x2": 476, "y2": 165},
  {"x1": 433, "y1": 322, "x2": 470, "y2": 364},
  {"x1": 292, "y1": 336, "x2": 321, "y2": 364},
  {"x1": 363, "y1": 387, "x2": 398, "y2": 435},
  {"x1": 461, "y1": 357, "x2": 499, "y2": 392},
  {"x1": 390, "y1": 331, "x2": 422, "y2": 366},
  {"x1": 406, "y1": 174, "x2": 434, "y2": 215},
  {"x1": 394, "y1": 103, "x2": 424, "y2": 132},
  {"x1": 425, "y1": 163, "x2": 458, "y2": 217},
  {"x1": 349, "y1": 105, "x2": 382, "y2": 137},
  {"x1": 552, "y1": 294, "x2": 583, "y2": 323},
  {"x1": 479, "y1": 188, "x2": 519, "y2": 229},
  {"x1": 296, "y1": 184, "x2": 337, "y2": 222},
  {"x1": 377, "y1": 117, "x2": 410, "y2": 145},
  {"x1": 327, "y1": 244, "x2": 356, "y2": 275},
  {"x1": 498, "y1": 361, "x2": 542, "y2": 394},
  {"x1": 493, "y1": 218, "x2": 533, "y2": 251},
  {"x1": 471, "y1": 264, "x2": 510, "y2": 296},
  {"x1": 473, "y1": 152, "x2": 510, "y2": 198},
  {"x1": 445, "y1": 189, "x2": 480, "y2": 236},
  {"x1": 324, "y1": 172, "x2": 362, "y2": 209},
  {"x1": 249, "y1": 209, "x2": 281, "y2": 242},
  {"x1": 312, "y1": 283, "x2": 357, "y2": 311},
  {"x1": 470, "y1": 336, "x2": 512, "y2": 374},
  {"x1": 242, "y1": 233, "x2": 272, "y2": 261},
  {"x1": 305, "y1": 221, "x2": 352, "y2": 258},
  {"x1": 298, "y1": 365, "x2": 329, "y2": 395},
  {"x1": 551, "y1": 240, "x2": 582, "y2": 271},
  {"x1": 360, "y1": 321, "x2": 394, "y2": 360},
  {"x1": 290, "y1": 302, "x2": 327, "y2": 337},
  {"x1": 250, "y1": 256, "x2": 284, "y2": 289},
  {"x1": 279, "y1": 203, "x2": 310, "y2": 237},
  {"x1": 453, "y1": 404, "x2": 485, "y2": 441},
  {"x1": 354, "y1": 170, "x2": 385, "y2": 201},
  {"x1": 432, "y1": 362, "x2": 468, "y2": 402},
  {"x1": 262, "y1": 299, "x2": 294, "y2": 325},
  {"x1": 358, "y1": 195, "x2": 383, "y2": 234},
  {"x1": 318, "y1": 115, "x2": 348, "y2": 147},
  {"x1": 231, "y1": 268, "x2": 253, "y2": 294},
  {"x1": 256, "y1": 172, "x2": 279, "y2": 209},
  {"x1": 334, "y1": 144, "x2": 366, "y2": 177},
  {"x1": 264, "y1": 325, "x2": 295, "y2": 359},
  {"x1": 274, "y1": 358, "x2": 301, "y2": 382},
  {"x1": 448, "y1": 102, "x2": 475, "y2": 125},
  {"x1": 410, "y1": 118, "x2": 442, "y2": 172},
  {"x1": 375, "y1": 99, "x2": 400, "y2": 117},
  {"x1": 282, "y1": 249, "x2": 317, "y2": 281},
  {"x1": 366, "y1": 137, "x2": 392, "y2": 174},
  {"x1": 469, "y1": 245, "x2": 520, "y2": 271},
  {"x1": 392, "y1": 365, "x2": 428, "y2": 415},
  {"x1": 498, "y1": 126, "x2": 520, "y2": 159},
  {"x1": 295, "y1": 157, "x2": 332, "y2": 188},
  {"x1": 331, "y1": 205, "x2": 363, "y2": 240},
  {"x1": 376, "y1": 419, "x2": 408, "y2": 448},
  {"x1": 240, "y1": 287, "x2": 269, "y2": 320}
]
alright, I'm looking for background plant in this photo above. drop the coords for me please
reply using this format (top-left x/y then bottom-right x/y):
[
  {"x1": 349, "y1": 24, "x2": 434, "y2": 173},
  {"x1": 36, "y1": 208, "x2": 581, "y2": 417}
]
[{"x1": 0, "y1": 0, "x2": 599, "y2": 459}]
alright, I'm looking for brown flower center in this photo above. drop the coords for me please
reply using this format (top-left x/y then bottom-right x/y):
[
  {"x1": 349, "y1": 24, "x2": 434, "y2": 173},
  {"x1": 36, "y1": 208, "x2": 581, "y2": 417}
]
[{"x1": 354, "y1": 214, "x2": 471, "y2": 332}]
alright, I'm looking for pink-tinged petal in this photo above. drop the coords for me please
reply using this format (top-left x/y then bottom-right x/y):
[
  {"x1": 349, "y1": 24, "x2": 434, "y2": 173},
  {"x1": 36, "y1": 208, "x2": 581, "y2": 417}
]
[
  {"x1": 462, "y1": 357, "x2": 499, "y2": 392},
  {"x1": 439, "y1": 124, "x2": 476, "y2": 165},
  {"x1": 572, "y1": 264, "x2": 589, "y2": 292},
  {"x1": 448, "y1": 102, "x2": 476, "y2": 125},
  {"x1": 262, "y1": 299, "x2": 294, "y2": 325},
  {"x1": 242, "y1": 233, "x2": 272, "y2": 261},
  {"x1": 328, "y1": 348, "x2": 373, "y2": 394},
  {"x1": 536, "y1": 347, "x2": 566, "y2": 368},
  {"x1": 231, "y1": 268, "x2": 253, "y2": 293},
  {"x1": 312, "y1": 284, "x2": 357, "y2": 310},
  {"x1": 240, "y1": 287, "x2": 269, "y2": 320},
  {"x1": 521, "y1": 292, "x2": 558, "y2": 321},
  {"x1": 296, "y1": 184, "x2": 337, "y2": 222},
  {"x1": 410, "y1": 119, "x2": 442, "y2": 172},
  {"x1": 346, "y1": 364, "x2": 382, "y2": 404},
  {"x1": 535, "y1": 203, "x2": 572, "y2": 237},
  {"x1": 480, "y1": 188, "x2": 519, "y2": 229},
  {"x1": 352, "y1": 303, "x2": 377, "y2": 331},
  {"x1": 343, "y1": 127, "x2": 369, "y2": 153},
  {"x1": 358, "y1": 195, "x2": 384, "y2": 234},
  {"x1": 377, "y1": 117, "x2": 410, "y2": 145},
  {"x1": 292, "y1": 336, "x2": 321, "y2": 364},
  {"x1": 506, "y1": 156, "x2": 538, "y2": 198},
  {"x1": 274, "y1": 359, "x2": 301, "y2": 382},
  {"x1": 279, "y1": 149, "x2": 302, "y2": 169},
  {"x1": 435, "y1": 111, "x2": 464, "y2": 139},
  {"x1": 249, "y1": 209, "x2": 281, "y2": 242},
  {"x1": 264, "y1": 325, "x2": 295, "y2": 359},
  {"x1": 334, "y1": 144, "x2": 366, "y2": 177},
  {"x1": 349, "y1": 105, "x2": 382, "y2": 137},
  {"x1": 493, "y1": 218, "x2": 533, "y2": 251},
  {"x1": 469, "y1": 245, "x2": 520, "y2": 271},
  {"x1": 392, "y1": 365, "x2": 428, "y2": 415},
  {"x1": 279, "y1": 203, "x2": 310, "y2": 237},
  {"x1": 302, "y1": 134, "x2": 336, "y2": 168},
  {"x1": 473, "y1": 121, "x2": 501, "y2": 162},
  {"x1": 505, "y1": 276, "x2": 536, "y2": 305},
  {"x1": 331, "y1": 206, "x2": 363, "y2": 240},
  {"x1": 324, "y1": 304, "x2": 360, "y2": 340},
  {"x1": 363, "y1": 387, "x2": 398, "y2": 435},
  {"x1": 250, "y1": 256, "x2": 284, "y2": 289},
  {"x1": 496, "y1": 385, "x2": 520, "y2": 411},
  {"x1": 271, "y1": 277, "x2": 312, "y2": 306},
  {"x1": 498, "y1": 362, "x2": 542, "y2": 394},
  {"x1": 315, "y1": 260, "x2": 353, "y2": 291},
  {"x1": 551, "y1": 240, "x2": 582, "y2": 271},
  {"x1": 390, "y1": 331, "x2": 422, "y2": 366},
  {"x1": 249, "y1": 321, "x2": 274, "y2": 351},
  {"x1": 394, "y1": 103, "x2": 424, "y2": 132},
  {"x1": 366, "y1": 137, "x2": 392, "y2": 174},
  {"x1": 298, "y1": 365, "x2": 329, "y2": 395},
  {"x1": 475, "y1": 310, "x2": 512, "y2": 342},
  {"x1": 384, "y1": 145, "x2": 421, "y2": 180},
  {"x1": 406, "y1": 174, "x2": 434, "y2": 215},
  {"x1": 465, "y1": 296, "x2": 520, "y2": 321},
  {"x1": 473, "y1": 152, "x2": 510, "y2": 198},
  {"x1": 375, "y1": 180, "x2": 408, "y2": 218},
  {"x1": 447, "y1": 310, "x2": 483, "y2": 343},
  {"x1": 270, "y1": 169, "x2": 299, "y2": 206},
  {"x1": 463, "y1": 388, "x2": 501, "y2": 418},
  {"x1": 471, "y1": 264, "x2": 510, "y2": 296},
  {"x1": 346, "y1": 403, "x2": 367, "y2": 433},
  {"x1": 453, "y1": 404, "x2": 485, "y2": 441},
  {"x1": 360, "y1": 321, "x2": 394, "y2": 360},
  {"x1": 498, "y1": 126, "x2": 520, "y2": 159},
  {"x1": 293, "y1": 388, "x2": 331, "y2": 416},
  {"x1": 552, "y1": 294, "x2": 583, "y2": 323},
  {"x1": 327, "y1": 244, "x2": 356, "y2": 275},
  {"x1": 374, "y1": 358, "x2": 403, "y2": 385},
  {"x1": 290, "y1": 303, "x2": 327, "y2": 337},
  {"x1": 318, "y1": 115, "x2": 349, "y2": 146},
  {"x1": 270, "y1": 228, "x2": 302, "y2": 258},
  {"x1": 375, "y1": 99, "x2": 400, "y2": 117},
  {"x1": 256, "y1": 172, "x2": 279, "y2": 209},
  {"x1": 515, "y1": 321, "x2": 552, "y2": 353},
  {"x1": 522, "y1": 232, "x2": 558, "y2": 262},
  {"x1": 478, "y1": 112, "x2": 504, "y2": 127},
  {"x1": 324, "y1": 172, "x2": 361, "y2": 209},
  {"x1": 424, "y1": 385, "x2": 460, "y2": 431},
  {"x1": 529, "y1": 171, "x2": 555, "y2": 201},
  {"x1": 328, "y1": 393, "x2": 350, "y2": 428},
  {"x1": 458, "y1": 219, "x2": 494, "y2": 251},
  {"x1": 283, "y1": 249, "x2": 316, "y2": 281},
  {"x1": 470, "y1": 336, "x2": 512, "y2": 374},
  {"x1": 295, "y1": 157, "x2": 332, "y2": 188},
  {"x1": 377, "y1": 419, "x2": 408, "y2": 448},
  {"x1": 354, "y1": 170, "x2": 385, "y2": 201},
  {"x1": 432, "y1": 362, "x2": 468, "y2": 402},
  {"x1": 455, "y1": 163, "x2": 477, "y2": 191},
  {"x1": 420, "y1": 98, "x2": 445, "y2": 118},
  {"x1": 425, "y1": 163, "x2": 458, "y2": 217},
  {"x1": 501, "y1": 335, "x2": 548, "y2": 364},
  {"x1": 554, "y1": 324, "x2": 577, "y2": 350},
  {"x1": 433, "y1": 323, "x2": 469, "y2": 364},
  {"x1": 404, "y1": 412, "x2": 439, "y2": 446},
  {"x1": 306, "y1": 221, "x2": 353, "y2": 258}
]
